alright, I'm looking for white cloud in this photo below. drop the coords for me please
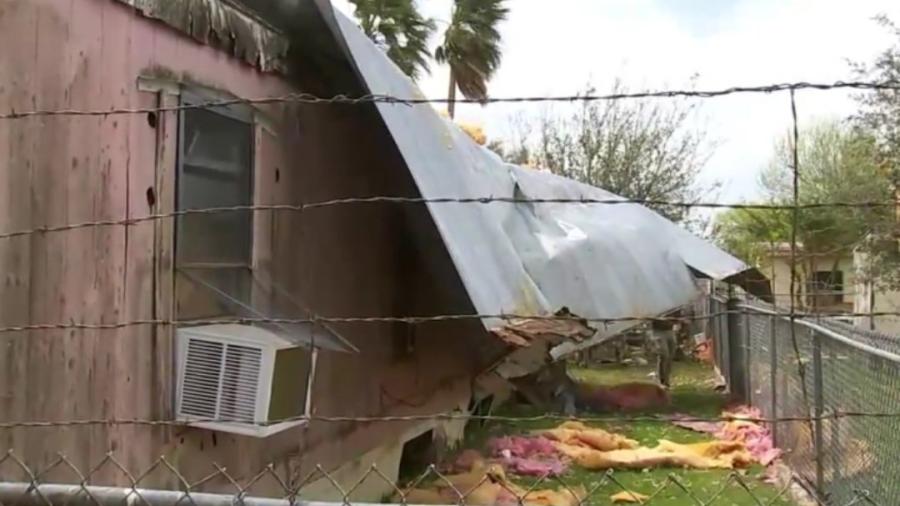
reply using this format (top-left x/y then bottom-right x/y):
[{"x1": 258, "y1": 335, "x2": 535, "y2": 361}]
[{"x1": 331, "y1": 0, "x2": 900, "y2": 202}]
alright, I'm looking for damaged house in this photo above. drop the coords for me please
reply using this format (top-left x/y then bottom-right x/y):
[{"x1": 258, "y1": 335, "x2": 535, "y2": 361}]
[{"x1": 0, "y1": 0, "x2": 768, "y2": 501}]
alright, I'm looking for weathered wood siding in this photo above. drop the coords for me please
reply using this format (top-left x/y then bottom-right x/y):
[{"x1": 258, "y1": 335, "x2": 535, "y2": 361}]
[{"x1": 0, "y1": 0, "x2": 499, "y2": 496}]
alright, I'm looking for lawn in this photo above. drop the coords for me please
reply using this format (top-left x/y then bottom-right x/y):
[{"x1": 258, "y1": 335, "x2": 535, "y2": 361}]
[{"x1": 456, "y1": 361, "x2": 795, "y2": 505}]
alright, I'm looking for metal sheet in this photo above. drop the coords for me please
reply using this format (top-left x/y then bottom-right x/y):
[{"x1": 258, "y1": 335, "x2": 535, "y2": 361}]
[{"x1": 330, "y1": 12, "x2": 752, "y2": 355}]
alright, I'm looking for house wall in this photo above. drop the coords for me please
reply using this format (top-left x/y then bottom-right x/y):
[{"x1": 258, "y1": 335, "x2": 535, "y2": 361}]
[
  {"x1": 852, "y1": 252, "x2": 900, "y2": 335},
  {"x1": 762, "y1": 255, "x2": 855, "y2": 310},
  {"x1": 0, "y1": 0, "x2": 498, "y2": 498}
]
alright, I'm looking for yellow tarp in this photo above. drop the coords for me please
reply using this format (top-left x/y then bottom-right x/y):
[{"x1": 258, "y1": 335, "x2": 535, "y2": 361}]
[
  {"x1": 396, "y1": 462, "x2": 586, "y2": 506},
  {"x1": 611, "y1": 490, "x2": 650, "y2": 504},
  {"x1": 538, "y1": 421, "x2": 639, "y2": 451},
  {"x1": 548, "y1": 422, "x2": 754, "y2": 471}
]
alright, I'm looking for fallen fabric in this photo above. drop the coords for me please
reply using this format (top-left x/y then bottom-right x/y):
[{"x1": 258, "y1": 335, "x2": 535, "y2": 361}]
[
  {"x1": 554, "y1": 440, "x2": 751, "y2": 470},
  {"x1": 539, "y1": 421, "x2": 756, "y2": 470},
  {"x1": 720, "y1": 406, "x2": 782, "y2": 466},
  {"x1": 488, "y1": 436, "x2": 569, "y2": 477},
  {"x1": 518, "y1": 486, "x2": 588, "y2": 506},
  {"x1": 655, "y1": 439, "x2": 754, "y2": 468},
  {"x1": 399, "y1": 462, "x2": 515, "y2": 506},
  {"x1": 611, "y1": 490, "x2": 650, "y2": 504},
  {"x1": 537, "y1": 421, "x2": 639, "y2": 451},
  {"x1": 397, "y1": 461, "x2": 586, "y2": 506},
  {"x1": 672, "y1": 406, "x2": 783, "y2": 467}
]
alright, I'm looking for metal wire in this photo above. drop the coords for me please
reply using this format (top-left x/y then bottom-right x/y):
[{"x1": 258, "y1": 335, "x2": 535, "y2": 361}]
[
  {"x1": 4, "y1": 310, "x2": 900, "y2": 335},
  {"x1": 0, "y1": 452, "x2": 877, "y2": 506},
  {"x1": 3, "y1": 410, "x2": 899, "y2": 430},
  {"x1": 4, "y1": 73, "x2": 900, "y2": 506},
  {"x1": 3, "y1": 80, "x2": 900, "y2": 119},
  {"x1": 742, "y1": 304, "x2": 900, "y2": 505},
  {"x1": 0, "y1": 197, "x2": 893, "y2": 241}
]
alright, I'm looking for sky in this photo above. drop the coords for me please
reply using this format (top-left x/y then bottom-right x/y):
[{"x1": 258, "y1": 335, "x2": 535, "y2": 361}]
[{"x1": 330, "y1": 0, "x2": 900, "y2": 203}]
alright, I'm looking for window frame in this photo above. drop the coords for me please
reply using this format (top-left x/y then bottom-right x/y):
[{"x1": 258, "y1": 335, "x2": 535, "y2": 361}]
[
  {"x1": 175, "y1": 90, "x2": 257, "y2": 271},
  {"x1": 807, "y1": 270, "x2": 845, "y2": 307}
]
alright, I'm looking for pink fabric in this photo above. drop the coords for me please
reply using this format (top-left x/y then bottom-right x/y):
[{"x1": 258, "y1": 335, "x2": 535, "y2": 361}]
[
  {"x1": 672, "y1": 407, "x2": 783, "y2": 467},
  {"x1": 488, "y1": 436, "x2": 569, "y2": 477}
]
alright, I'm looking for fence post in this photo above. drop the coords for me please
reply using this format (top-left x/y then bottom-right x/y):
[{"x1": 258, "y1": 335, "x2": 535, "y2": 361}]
[
  {"x1": 812, "y1": 327, "x2": 825, "y2": 496},
  {"x1": 726, "y1": 295, "x2": 746, "y2": 402},
  {"x1": 769, "y1": 313, "x2": 778, "y2": 445},
  {"x1": 743, "y1": 305, "x2": 752, "y2": 402}
]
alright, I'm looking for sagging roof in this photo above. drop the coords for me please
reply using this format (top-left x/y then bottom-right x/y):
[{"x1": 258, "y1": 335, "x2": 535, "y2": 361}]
[
  {"x1": 116, "y1": 0, "x2": 289, "y2": 71},
  {"x1": 309, "y1": 5, "x2": 770, "y2": 360}
]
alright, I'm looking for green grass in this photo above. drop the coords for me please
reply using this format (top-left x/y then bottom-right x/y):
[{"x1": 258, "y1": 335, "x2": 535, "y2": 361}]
[{"x1": 455, "y1": 361, "x2": 795, "y2": 505}]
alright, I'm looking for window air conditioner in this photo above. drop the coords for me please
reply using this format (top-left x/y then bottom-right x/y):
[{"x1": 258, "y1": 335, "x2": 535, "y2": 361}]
[{"x1": 176, "y1": 324, "x2": 314, "y2": 437}]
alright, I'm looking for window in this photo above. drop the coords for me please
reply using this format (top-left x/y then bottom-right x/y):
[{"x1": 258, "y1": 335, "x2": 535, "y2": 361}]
[
  {"x1": 177, "y1": 101, "x2": 253, "y2": 266},
  {"x1": 176, "y1": 95, "x2": 254, "y2": 320},
  {"x1": 171, "y1": 91, "x2": 354, "y2": 436},
  {"x1": 807, "y1": 270, "x2": 844, "y2": 307}
]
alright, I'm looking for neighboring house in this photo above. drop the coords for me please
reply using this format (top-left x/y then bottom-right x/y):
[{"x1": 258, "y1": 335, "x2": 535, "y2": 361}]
[
  {"x1": 758, "y1": 243, "x2": 854, "y2": 313},
  {"x1": 853, "y1": 251, "x2": 900, "y2": 335},
  {"x1": 0, "y1": 0, "x2": 764, "y2": 501}
]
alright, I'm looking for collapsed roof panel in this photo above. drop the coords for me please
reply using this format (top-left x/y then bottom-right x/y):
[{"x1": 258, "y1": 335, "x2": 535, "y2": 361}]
[{"x1": 325, "y1": 10, "x2": 763, "y2": 364}]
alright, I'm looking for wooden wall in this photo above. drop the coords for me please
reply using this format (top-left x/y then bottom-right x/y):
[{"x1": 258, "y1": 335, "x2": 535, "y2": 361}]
[{"x1": 0, "y1": 0, "x2": 500, "y2": 496}]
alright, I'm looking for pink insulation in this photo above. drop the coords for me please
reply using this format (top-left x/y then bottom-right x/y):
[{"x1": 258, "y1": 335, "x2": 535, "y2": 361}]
[
  {"x1": 487, "y1": 436, "x2": 569, "y2": 477},
  {"x1": 671, "y1": 406, "x2": 782, "y2": 467}
]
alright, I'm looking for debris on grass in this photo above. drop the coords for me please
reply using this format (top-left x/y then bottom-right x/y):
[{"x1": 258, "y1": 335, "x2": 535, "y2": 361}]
[
  {"x1": 610, "y1": 490, "x2": 650, "y2": 503},
  {"x1": 575, "y1": 381, "x2": 671, "y2": 412},
  {"x1": 488, "y1": 436, "x2": 569, "y2": 477},
  {"x1": 429, "y1": 363, "x2": 797, "y2": 505},
  {"x1": 672, "y1": 405, "x2": 783, "y2": 467},
  {"x1": 537, "y1": 421, "x2": 639, "y2": 451},
  {"x1": 397, "y1": 461, "x2": 586, "y2": 506}
]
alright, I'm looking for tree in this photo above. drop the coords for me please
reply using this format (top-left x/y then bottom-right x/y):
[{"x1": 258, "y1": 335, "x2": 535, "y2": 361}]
[
  {"x1": 434, "y1": 0, "x2": 509, "y2": 118},
  {"x1": 350, "y1": 0, "x2": 436, "y2": 80},
  {"x1": 851, "y1": 15, "x2": 900, "y2": 180},
  {"x1": 714, "y1": 120, "x2": 894, "y2": 304},
  {"x1": 849, "y1": 15, "x2": 900, "y2": 291},
  {"x1": 491, "y1": 81, "x2": 716, "y2": 224},
  {"x1": 759, "y1": 122, "x2": 890, "y2": 267},
  {"x1": 713, "y1": 208, "x2": 790, "y2": 269}
]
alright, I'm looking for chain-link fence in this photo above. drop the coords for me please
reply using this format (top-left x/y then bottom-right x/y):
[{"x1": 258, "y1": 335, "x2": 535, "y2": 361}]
[
  {"x1": 0, "y1": 450, "x2": 879, "y2": 506},
  {"x1": 707, "y1": 297, "x2": 900, "y2": 505}
]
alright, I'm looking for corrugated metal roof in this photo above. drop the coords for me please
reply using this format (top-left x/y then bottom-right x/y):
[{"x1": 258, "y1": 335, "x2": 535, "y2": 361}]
[{"x1": 329, "y1": 11, "x2": 755, "y2": 357}]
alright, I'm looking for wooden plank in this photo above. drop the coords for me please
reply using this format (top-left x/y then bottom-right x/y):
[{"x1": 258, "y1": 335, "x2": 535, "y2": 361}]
[
  {"x1": 0, "y1": 0, "x2": 39, "y2": 466},
  {"x1": 154, "y1": 89, "x2": 178, "y2": 426}
]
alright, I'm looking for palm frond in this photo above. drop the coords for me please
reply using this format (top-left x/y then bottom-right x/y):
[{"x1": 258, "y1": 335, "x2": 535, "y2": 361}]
[
  {"x1": 435, "y1": 0, "x2": 509, "y2": 101},
  {"x1": 350, "y1": 0, "x2": 436, "y2": 80}
]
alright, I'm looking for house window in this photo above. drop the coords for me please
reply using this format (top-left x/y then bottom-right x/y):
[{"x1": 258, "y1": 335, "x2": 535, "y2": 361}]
[
  {"x1": 171, "y1": 91, "x2": 354, "y2": 437},
  {"x1": 176, "y1": 96, "x2": 254, "y2": 318},
  {"x1": 807, "y1": 270, "x2": 844, "y2": 307}
]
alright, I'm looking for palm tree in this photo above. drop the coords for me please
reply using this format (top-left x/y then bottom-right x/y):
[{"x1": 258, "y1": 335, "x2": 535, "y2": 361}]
[
  {"x1": 434, "y1": 0, "x2": 509, "y2": 118},
  {"x1": 350, "y1": 0, "x2": 436, "y2": 80}
]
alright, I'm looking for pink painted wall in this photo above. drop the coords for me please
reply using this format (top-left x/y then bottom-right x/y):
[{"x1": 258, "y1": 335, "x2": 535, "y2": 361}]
[{"x1": 0, "y1": 0, "x2": 495, "y2": 496}]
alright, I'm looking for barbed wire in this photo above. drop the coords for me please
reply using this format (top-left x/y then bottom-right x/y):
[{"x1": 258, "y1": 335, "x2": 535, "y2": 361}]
[
  {"x1": 0, "y1": 308, "x2": 892, "y2": 335},
  {"x1": 1, "y1": 309, "x2": 899, "y2": 335},
  {"x1": 2, "y1": 410, "x2": 899, "y2": 430},
  {"x1": 0, "y1": 197, "x2": 893, "y2": 241},
  {"x1": 3, "y1": 80, "x2": 900, "y2": 119}
]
